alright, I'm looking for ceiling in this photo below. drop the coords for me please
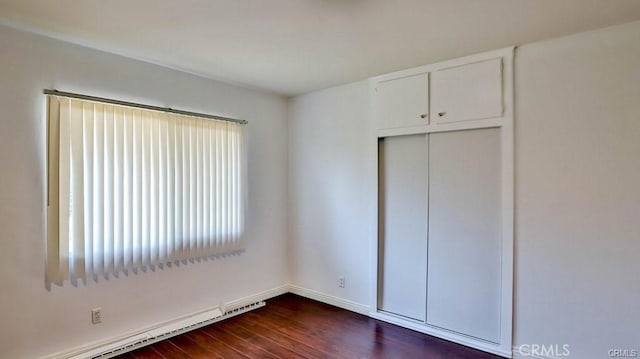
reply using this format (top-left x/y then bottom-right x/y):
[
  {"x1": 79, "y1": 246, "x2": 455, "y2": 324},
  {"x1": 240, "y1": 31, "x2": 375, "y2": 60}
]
[{"x1": 1, "y1": 0, "x2": 640, "y2": 96}]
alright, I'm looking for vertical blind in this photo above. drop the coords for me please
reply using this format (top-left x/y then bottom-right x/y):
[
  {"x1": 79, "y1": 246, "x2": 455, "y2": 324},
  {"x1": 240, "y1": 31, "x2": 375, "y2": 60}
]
[{"x1": 46, "y1": 95, "x2": 246, "y2": 287}]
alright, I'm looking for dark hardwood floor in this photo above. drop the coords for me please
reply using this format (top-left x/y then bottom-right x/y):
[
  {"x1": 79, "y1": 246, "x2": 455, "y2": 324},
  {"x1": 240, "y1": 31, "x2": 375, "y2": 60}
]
[{"x1": 116, "y1": 293, "x2": 500, "y2": 359}]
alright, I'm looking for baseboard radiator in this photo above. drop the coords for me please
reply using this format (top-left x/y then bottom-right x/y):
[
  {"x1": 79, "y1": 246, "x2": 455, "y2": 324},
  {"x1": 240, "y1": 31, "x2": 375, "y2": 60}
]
[{"x1": 65, "y1": 301, "x2": 265, "y2": 359}]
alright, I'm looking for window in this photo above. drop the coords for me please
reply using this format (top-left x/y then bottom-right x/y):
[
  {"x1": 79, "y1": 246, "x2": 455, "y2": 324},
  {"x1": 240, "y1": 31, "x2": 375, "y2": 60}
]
[{"x1": 46, "y1": 94, "x2": 246, "y2": 287}]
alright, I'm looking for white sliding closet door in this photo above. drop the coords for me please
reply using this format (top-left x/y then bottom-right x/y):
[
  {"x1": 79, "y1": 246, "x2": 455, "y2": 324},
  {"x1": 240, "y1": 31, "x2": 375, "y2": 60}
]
[
  {"x1": 378, "y1": 134, "x2": 428, "y2": 321},
  {"x1": 426, "y1": 128, "x2": 502, "y2": 343}
]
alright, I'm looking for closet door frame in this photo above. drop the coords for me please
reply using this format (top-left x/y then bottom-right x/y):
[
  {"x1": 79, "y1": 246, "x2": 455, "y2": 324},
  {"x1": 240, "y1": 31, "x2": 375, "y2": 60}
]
[{"x1": 369, "y1": 47, "x2": 514, "y2": 358}]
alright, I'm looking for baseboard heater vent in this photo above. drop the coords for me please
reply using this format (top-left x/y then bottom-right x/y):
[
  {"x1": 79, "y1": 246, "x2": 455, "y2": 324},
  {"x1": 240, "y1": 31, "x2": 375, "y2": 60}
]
[{"x1": 69, "y1": 301, "x2": 265, "y2": 359}]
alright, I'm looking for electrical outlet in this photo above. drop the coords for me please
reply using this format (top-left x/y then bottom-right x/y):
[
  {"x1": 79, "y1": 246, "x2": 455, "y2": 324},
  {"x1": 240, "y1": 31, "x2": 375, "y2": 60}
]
[
  {"x1": 338, "y1": 276, "x2": 345, "y2": 288},
  {"x1": 91, "y1": 308, "x2": 102, "y2": 324}
]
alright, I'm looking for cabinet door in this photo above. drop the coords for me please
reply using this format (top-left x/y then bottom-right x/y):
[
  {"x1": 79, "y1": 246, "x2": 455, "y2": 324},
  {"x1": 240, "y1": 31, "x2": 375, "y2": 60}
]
[
  {"x1": 375, "y1": 74, "x2": 429, "y2": 130},
  {"x1": 431, "y1": 58, "x2": 503, "y2": 124},
  {"x1": 378, "y1": 134, "x2": 428, "y2": 321},
  {"x1": 426, "y1": 128, "x2": 501, "y2": 343}
]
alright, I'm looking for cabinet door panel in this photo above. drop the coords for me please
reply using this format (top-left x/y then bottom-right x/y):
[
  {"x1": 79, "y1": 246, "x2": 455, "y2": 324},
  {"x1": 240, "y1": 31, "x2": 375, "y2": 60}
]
[
  {"x1": 431, "y1": 59, "x2": 503, "y2": 124},
  {"x1": 378, "y1": 134, "x2": 428, "y2": 321},
  {"x1": 375, "y1": 74, "x2": 429, "y2": 130},
  {"x1": 426, "y1": 128, "x2": 501, "y2": 343}
]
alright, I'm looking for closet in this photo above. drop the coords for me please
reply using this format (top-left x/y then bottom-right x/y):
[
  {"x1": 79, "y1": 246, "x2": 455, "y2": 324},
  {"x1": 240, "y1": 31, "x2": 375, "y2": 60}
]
[{"x1": 371, "y1": 48, "x2": 514, "y2": 358}]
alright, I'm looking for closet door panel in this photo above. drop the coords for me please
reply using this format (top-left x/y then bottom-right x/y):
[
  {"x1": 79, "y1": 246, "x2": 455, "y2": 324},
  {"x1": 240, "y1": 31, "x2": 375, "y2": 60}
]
[
  {"x1": 426, "y1": 128, "x2": 501, "y2": 342},
  {"x1": 378, "y1": 134, "x2": 428, "y2": 321}
]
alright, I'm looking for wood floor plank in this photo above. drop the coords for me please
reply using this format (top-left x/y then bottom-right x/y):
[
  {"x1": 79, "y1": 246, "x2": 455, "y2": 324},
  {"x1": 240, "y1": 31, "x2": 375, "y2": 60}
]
[
  {"x1": 169, "y1": 334, "x2": 223, "y2": 359},
  {"x1": 183, "y1": 330, "x2": 249, "y2": 359},
  {"x1": 256, "y1": 298, "x2": 446, "y2": 358},
  {"x1": 239, "y1": 311, "x2": 350, "y2": 357},
  {"x1": 199, "y1": 323, "x2": 280, "y2": 359},
  {"x1": 243, "y1": 310, "x2": 360, "y2": 357},
  {"x1": 213, "y1": 320, "x2": 305, "y2": 358},
  {"x1": 231, "y1": 314, "x2": 330, "y2": 358},
  {"x1": 115, "y1": 293, "x2": 502, "y2": 359},
  {"x1": 113, "y1": 352, "x2": 136, "y2": 359},
  {"x1": 263, "y1": 295, "x2": 496, "y2": 359},
  {"x1": 150, "y1": 340, "x2": 192, "y2": 359},
  {"x1": 127, "y1": 346, "x2": 166, "y2": 359},
  {"x1": 252, "y1": 301, "x2": 383, "y2": 357}
]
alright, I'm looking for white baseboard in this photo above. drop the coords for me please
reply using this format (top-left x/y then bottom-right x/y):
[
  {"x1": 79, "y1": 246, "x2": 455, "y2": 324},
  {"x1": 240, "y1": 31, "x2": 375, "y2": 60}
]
[
  {"x1": 39, "y1": 285, "x2": 289, "y2": 359},
  {"x1": 223, "y1": 284, "x2": 290, "y2": 312},
  {"x1": 287, "y1": 285, "x2": 371, "y2": 315}
]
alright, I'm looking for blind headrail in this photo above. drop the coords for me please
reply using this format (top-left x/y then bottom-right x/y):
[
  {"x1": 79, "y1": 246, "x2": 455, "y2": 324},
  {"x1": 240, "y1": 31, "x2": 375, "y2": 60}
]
[{"x1": 43, "y1": 89, "x2": 247, "y2": 125}]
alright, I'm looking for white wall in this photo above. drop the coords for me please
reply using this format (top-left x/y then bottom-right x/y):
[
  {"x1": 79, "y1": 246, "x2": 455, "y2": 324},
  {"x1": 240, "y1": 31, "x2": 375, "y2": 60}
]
[
  {"x1": 288, "y1": 81, "x2": 373, "y2": 309},
  {"x1": 0, "y1": 25, "x2": 289, "y2": 359},
  {"x1": 513, "y1": 21, "x2": 640, "y2": 358},
  {"x1": 288, "y1": 20, "x2": 640, "y2": 358}
]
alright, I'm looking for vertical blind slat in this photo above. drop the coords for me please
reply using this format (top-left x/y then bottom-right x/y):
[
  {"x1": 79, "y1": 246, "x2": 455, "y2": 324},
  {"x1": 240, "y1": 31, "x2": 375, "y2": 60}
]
[
  {"x1": 82, "y1": 101, "x2": 94, "y2": 279},
  {"x1": 95, "y1": 103, "x2": 105, "y2": 278},
  {"x1": 149, "y1": 114, "x2": 157, "y2": 267},
  {"x1": 220, "y1": 125, "x2": 229, "y2": 245},
  {"x1": 158, "y1": 115, "x2": 167, "y2": 264},
  {"x1": 133, "y1": 110, "x2": 142, "y2": 270},
  {"x1": 124, "y1": 109, "x2": 134, "y2": 271},
  {"x1": 189, "y1": 122, "x2": 196, "y2": 256},
  {"x1": 175, "y1": 118, "x2": 183, "y2": 259},
  {"x1": 58, "y1": 99, "x2": 71, "y2": 280},
  {"x1": 215, "y1": 121, "x2": 221, "y2": 247},
  {"x1": 167, "y1": 117, "x2": 175, "y2": 261},
  {"x1": 105, "y1": 106, "x2": 115, "y2": 276},
  {"x1": 114, "y1": 107, "x2": 124, "y2": 273},
  {"x1": 46, "y1": 96, "x2": 62, "y2": 286},
  {"x1": 182, "y1": 120, "x2": 189, "y2": 259},
  {"x1": 141, "y1": 113, "x2": 149, "y2": 268},
  {"x1": 204, "y1": 122, "x2": 211, "y2": 249},
  {"x1": 232, "y1": 128, "x2": 238, "y2": 244},
  {"x1": 198, "y1": 123, "x2": 203, "y2": 250},
  {"x1": 211, "y1": 121, "x2": 216, "y2": 247},
  {"x1": 150, "y1": 114, "x2": 157, "y2": 267}
]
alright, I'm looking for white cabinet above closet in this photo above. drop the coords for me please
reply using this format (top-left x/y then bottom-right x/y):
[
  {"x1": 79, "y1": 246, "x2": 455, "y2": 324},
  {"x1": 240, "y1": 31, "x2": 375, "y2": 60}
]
[
  {"x1": 372, "y1": 51, "x2": 508, "y2": 135},
  {"x1": 374, "y1": 73, "x2": 429, "y2": 130},
  {"x1": 431, "y1": 58, "x2": 503, "y2": 124}
]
